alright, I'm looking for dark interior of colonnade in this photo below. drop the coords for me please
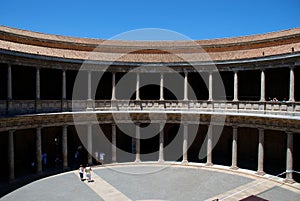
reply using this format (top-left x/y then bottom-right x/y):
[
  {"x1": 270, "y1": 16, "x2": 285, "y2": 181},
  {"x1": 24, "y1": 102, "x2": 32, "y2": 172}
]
[
  {"x1": 68, "y1": 70, "x2": 88, "y2": 100},
  {"x1": 1, "y1": 125, "x2": 300, "y2": 184},
  {"x1": 188, "y1": 73, "x2": 208, "y2": 100},
  {"x1": 238, "y1": 70, "x2": 260, "y2": 101},
  {"x1": 0, "y1": 132, "x2": 8, "y2": 182},
  {"x1": 294, "y1": 134, "x2": 300, "y2": 182},
  {"x1": 264, "y1": 130, "x2": 286, "y2": 177},
  {"x1": 12, "y1": 66, "x2": 35, "y2": 100},
  {"x1": 115, "y1": 123, "x2": 135, "y2": 163},
  {"x1": 94, "y1": 72, "x2": 112, "y2": 100},
  {"x1": 237, "y1": 127, "x2": 258, "y2": 171},
  {"x1": 164, "y1": 124, "x2": 181, "y2": 161},
  {"x1": 213, "y1": 126, "x2": 232, "y2": 166},
  {"x1": 66, "y1": 70, "x2": 78, "y2": 100},
  {"x1": 265, "y1": 68, "x2": 289, "y2": 101},
  {"x1": 217, "y1": 72, "x2": 233, "y2": 100},
  {"x1": 188, "y1": 125, "x2": 208, "y2": 163},
  {"x1": 0, "y1": 64, "x2": 7, "y2": 99},
  {"x1": 14, "y1": 129, "x2": 36, "y2": 177},
  {"x1": 115, "y1": 72, "x2": 136, "y2": 100},
  {"x1": 40, "y1": 69, "x2": 62, "y2": 100}
]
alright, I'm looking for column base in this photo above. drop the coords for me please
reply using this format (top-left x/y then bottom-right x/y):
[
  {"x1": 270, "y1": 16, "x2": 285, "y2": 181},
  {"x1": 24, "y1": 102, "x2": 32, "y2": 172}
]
[
  {"x1": 230, "y1": 166, "x2": 239, "y2": 170},
  {"x1": 181, "y1": 160, "x2": 188, "y2": 165},
  {"x1": 158, "y1": 159, "x2": 165, "y2": 163},
  {"x1": 284, "y1": 178, "x2": 295, "y2": 184},
  {"x1": 205, "y1": 162, "x2": 213, "y2": 166},
  {"x1": 256, "y1": 170, "x2": 265, "y2": 176}
]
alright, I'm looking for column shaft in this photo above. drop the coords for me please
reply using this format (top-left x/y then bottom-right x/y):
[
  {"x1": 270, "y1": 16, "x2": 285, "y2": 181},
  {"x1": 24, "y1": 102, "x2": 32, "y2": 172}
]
[
  {"x1": 87, "y1": 71, "x2": 92, "y2": 100},
  {"x1": 112, "y1": 72, "x2": 116, "y2": 100},
  {"x1": 8, "y1": 130, "x2": 15, "y2": 180},
  {"x1": 136, "y1": 73, "x2": 140, "y2": 100},
  {"x1": 135, "y1": 125, "x2": 141, "y2": 162},
  {"x1": 184, "y1": 72, "x2": 188, "y2": 101},
  {"x1": 62, "y1": 70, "x2": 66, "y2": 100},
  {"x1": 286, "y1": 132, "x2": 294, "y2": 182},
  {"x1": 158, "y1": 123, "x2": 164, "y2": 162},
  {"x1": 112, "y1": 124, "x2": 117, "y2": 163},
  {"x1": 62, "y1": 126, "x2": 68, "y2": 169},
  {"x1": 87, "y1": 124, "x2": 93, "y2": 164},
  {"x1": 7, "y1": 64, "x2": 12, "y2": 100},
  {"x1": 36, "y1": 127, "x2": 42, "y2": 174},
  {"x1": 182, "y1": 124, "x2": 188, "y2": 164},
  {"x1": 160, "y1": 73, "x2": 164, "y2": 100},
  {"x1": 233, "y1": 71, "x2": 238, "y2": 101},
  {"x1": 208, "y1": 73, "x2": 213, "y2": 101},
  {"x1": 36, "y1": 68, "x2": 40, "y2": 100},
  {"x1": 257, "y1": 128, "x2": 265, "y2": 175},
  {"x1": 231, "y1": 126, "x2": 238, "y2": 169},
  {"x1": 260, "y1": 69, "x2": 265, "y2": 101},
  {"x1": 206, "y1": 126, "x2": 213, "y2": 166},
  {"x1": 289, "y1": 67, "x2": 295, "y2": 102}
]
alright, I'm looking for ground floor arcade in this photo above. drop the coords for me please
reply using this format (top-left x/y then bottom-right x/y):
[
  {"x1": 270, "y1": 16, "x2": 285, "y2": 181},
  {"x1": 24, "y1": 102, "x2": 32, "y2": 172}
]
[{"x1": 0, "y1": 123, "x2": 299, "y2": 183}]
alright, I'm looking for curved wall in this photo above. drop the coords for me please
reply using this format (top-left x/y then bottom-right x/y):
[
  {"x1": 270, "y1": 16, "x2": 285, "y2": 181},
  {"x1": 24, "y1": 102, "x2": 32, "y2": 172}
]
[{"x1": 1, "y1": 26, "x2": 300, "y2": 189}]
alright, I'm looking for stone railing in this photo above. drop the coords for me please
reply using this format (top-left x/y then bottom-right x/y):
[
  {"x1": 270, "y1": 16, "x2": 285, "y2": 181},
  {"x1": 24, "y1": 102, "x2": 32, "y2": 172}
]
[{"x1": 1, "y1": 99, "x2": 300, "y2": 117}]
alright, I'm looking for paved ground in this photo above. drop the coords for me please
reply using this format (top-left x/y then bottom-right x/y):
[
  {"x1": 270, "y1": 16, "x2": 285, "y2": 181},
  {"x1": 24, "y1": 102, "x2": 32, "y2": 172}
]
[{"x1": 1, "y1": 163, "x2": 299, "y2": 201}]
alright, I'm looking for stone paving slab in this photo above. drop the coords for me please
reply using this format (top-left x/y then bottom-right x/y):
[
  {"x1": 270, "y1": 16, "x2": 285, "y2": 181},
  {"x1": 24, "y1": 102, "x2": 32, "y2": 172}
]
[
  {"x1": 0, "y1": 172, "x2": 103, "y2": 201},
  {"x1": 1, "y1": 164, "x2": 299, "y2": 201}
]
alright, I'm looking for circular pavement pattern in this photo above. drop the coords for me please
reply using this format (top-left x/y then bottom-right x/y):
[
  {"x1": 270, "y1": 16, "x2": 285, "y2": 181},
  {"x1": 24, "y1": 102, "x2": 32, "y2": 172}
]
[{"x1": 1, "y1": 163, "x2": 300, "y2": 201}]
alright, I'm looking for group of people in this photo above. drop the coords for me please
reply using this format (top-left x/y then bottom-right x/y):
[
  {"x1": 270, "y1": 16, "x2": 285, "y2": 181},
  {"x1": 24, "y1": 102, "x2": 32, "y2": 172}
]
[
  {"x1": 268, "y1": 97, "x2": 287, "y2": 102},
  {"x1": 78, "y1": 164, "x2": 93, "y2": 182}
]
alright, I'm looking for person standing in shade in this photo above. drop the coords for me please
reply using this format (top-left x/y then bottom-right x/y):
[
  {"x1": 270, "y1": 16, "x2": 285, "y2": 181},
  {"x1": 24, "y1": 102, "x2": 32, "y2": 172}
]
[
  {"x1": 85, "y1": 164, "x2": 92, "y2": 182},
  {"x1": 78, "y1": 164, "x2": 85, "y2": 181},
  {"x1": 99, "y1": 152, "x2": 105, "y2": 165}
]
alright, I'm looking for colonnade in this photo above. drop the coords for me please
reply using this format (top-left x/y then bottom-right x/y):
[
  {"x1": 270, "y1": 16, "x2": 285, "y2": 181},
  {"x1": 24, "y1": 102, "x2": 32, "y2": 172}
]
[
  {"x1": 4, "y1": 64, "x2": 296, "y2": 102},
  {"x1": 6, "y1": 124, "x2": 295, "y2": 183}
]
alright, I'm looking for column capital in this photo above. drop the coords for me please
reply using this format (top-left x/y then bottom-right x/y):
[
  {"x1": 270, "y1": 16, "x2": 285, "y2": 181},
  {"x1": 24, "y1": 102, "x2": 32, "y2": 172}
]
[{"x1": 232, "y1": 125, "x2": 238, "y2": 130}]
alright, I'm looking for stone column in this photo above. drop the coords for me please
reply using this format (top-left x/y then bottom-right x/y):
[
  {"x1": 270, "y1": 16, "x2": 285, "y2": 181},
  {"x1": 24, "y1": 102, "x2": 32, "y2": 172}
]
[
  {"x1": 62, "y1": 70, "x2": 66, "y2": 100},
  {"x1": 160, "y1": 73, "x2": 164, "y2": 101},
  {"x1": 184, "y1": 72, "x2": 188, "y2": 101},
  {"x1": 285, "y1": 132, "x2": 294, "y2": 182},
  {"x1": 112, "y1": 123, "x2": 117, "y2": 163},
  {"x1": 135, "y1": 124, "x2": 141, "y2": 162},
  {"x1": 260, "y1": 69, "x2": 265, "y2": 102},
  {"x1": 231, "y1": 126, "x2": 238, "y2": 169},
  {"x1": 233, "y1": 70, "x2": 238, "y2": 101},
  {"x1": 87, "y1": 71, "x2": 92, "y2": 100},
  {"x1": 87, "y1": 124, "x2": 93, "y2": 164},
  {"x1": 289, "y1": 67, "x2": 295, "y2": 102},
  {"x1": 112, "y1": 72, "x2": 116, "y2": 100},
  {"x1": 7, "y1": 64, "x2": 12, "y2": 100},
  {"x1": 136, "y1": 73, "x2": 140, "y2": 101},
  {"x1": 257, "y1": 128, "x2": 265, "y2": 175},
  {"x1": 36, "y1": 127, "x2": 42, "y2": 174},
  {"x1": 158, "y1": 123, "x2": 164, "y2": 163},
  {"x1": 62, "y1": 126, "x2": 68, "y2": 169},
  {"x1": 8, "y1": 130, "x2": 15, "y2": 181},
  {"x1": 206, "y1": 126, "x2": 213, "y2": 166},
  {"x1": 208, "y1": 72, "x2": 213, "y2": 101},
  {"x1": 36, "y1": 68, "x2": 40, "y2": 100},
  {"x1": 182, "y1": 124, "x2": 188, "y2": 164}
]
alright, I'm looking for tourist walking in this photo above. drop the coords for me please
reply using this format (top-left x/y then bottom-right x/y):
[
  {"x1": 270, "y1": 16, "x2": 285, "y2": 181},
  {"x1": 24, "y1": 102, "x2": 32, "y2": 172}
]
[
  {"x1": 78, "y1": 164, "x2": 85, "y2": 181},
  {"x1": 85, "y1": 164, "x2": 93, "y2": 182}
]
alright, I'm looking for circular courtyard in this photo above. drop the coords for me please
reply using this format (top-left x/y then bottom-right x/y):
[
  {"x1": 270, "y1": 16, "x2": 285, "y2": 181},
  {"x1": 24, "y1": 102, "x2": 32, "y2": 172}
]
[{"x1": 1, "y1": 163, "x2": 299, "y2": 201}]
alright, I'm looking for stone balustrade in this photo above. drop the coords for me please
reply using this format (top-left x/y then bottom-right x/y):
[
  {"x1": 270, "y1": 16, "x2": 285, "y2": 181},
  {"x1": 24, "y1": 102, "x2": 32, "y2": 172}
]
[{"x1": 1, "y1": 99, "x2": 300, "y2": 117}]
